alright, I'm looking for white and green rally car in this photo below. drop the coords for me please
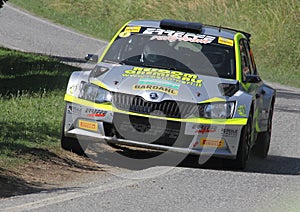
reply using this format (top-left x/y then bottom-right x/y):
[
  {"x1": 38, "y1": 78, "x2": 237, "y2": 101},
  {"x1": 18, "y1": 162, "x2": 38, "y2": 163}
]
[{"x1": 62, "y1": 19, "x2": 276, "y2": 169}]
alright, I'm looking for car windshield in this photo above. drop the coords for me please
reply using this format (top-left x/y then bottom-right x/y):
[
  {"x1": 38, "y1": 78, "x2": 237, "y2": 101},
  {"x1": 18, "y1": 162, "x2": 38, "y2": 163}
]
[{"x1": 103, "y1": 29, "x2": 236, "y2": 79}]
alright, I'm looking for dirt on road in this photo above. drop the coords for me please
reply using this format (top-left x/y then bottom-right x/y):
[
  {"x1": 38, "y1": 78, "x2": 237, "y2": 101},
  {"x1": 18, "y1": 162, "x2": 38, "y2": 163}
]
[{"x1": 0, "y1": 148, "x2": 107, "y2": 198}]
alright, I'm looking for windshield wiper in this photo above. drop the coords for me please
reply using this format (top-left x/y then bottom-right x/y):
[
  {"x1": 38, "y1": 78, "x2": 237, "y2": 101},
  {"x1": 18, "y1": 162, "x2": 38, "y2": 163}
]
[
  {"x1": 116, "y1": 59, "x2": 193, "y2": 73},
  {"x1": 137, "y1": 62, "x2": 178, "y2": 71},
  {"x1": 120, "y1": 60, "x2": 142, "y2": 66},
  {"x1": 118, "y1": 58, "x2": 179, "y2": 70}
]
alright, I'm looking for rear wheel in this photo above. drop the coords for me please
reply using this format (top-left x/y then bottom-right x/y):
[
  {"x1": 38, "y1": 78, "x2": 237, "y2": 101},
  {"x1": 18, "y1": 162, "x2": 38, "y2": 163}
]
[
  {"x1": 254, "y1": 103, "x2": 274, "y2": 158},
  {"x1": 224, "y1": 112, "x2": 252, "y2": 169}
]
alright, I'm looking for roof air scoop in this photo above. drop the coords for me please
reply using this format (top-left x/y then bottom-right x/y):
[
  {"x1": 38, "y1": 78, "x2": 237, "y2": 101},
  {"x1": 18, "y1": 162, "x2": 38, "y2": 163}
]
[{"x1": 160, "y1": 19, "x2": 202, "y2": 33}]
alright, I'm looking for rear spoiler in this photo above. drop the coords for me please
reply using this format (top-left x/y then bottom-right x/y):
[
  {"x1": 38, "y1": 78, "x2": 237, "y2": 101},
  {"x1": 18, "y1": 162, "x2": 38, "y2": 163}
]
[
  {"x1": 159, "y1": 19, "x2": 251, "y2": 42},
  {"x1": 160, "y1": 19, "x2": 203, "y2": 34}
]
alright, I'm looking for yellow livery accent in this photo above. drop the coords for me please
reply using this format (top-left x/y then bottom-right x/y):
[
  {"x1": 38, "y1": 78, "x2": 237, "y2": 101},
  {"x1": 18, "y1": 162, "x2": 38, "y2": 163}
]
[
  {"x1": 218, "y1": 37, "x2": 233, "y2": 46},
  {"x1": 199, "y1": 97, "x2": 226, "y2": 104},
  {"x1": 64, "y1": 94, "x2": 247, "y2": 125},
  {"x1": 234, "y1": 33, "x2": 244, "y2": 82},
  {"x1": 254, "y1": 108, "x2": 261, "y2": 132},
  {"x1": 90, "y1": 80, "x2": 109, "y2": 90},
  {"x1": 119, "y1": 32, "x2": 131, "y2": 38},
  {"x1": 124, "y1": 26, "x2": 141, "y2": 33},
  {"x1": 234, "y1": 33, "x2": 252, "y2": 90},
  {"x1": 99, "y1": 21, "x2": 131, "y2": 62}
]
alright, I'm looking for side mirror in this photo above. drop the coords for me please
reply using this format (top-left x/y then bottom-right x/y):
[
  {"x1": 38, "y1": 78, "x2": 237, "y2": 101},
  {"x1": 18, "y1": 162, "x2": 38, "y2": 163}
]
[
  {"x1": 85, "y1": 54, "x2": 99, "y2": 63},
  {"x1": 245, "y1": 75, "x2": 262, "y2": 83}
]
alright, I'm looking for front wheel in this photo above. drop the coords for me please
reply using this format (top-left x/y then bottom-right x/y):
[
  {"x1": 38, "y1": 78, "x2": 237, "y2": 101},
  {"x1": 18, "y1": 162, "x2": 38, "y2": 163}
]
[
  {"x1": 224, "y1": 112, "x2": 252, "y2": 169},
  {"x1": 61, "y1": 105, "x2": 87, "y2": 156},
  {"x1": 61, "y1": 136, "x2": 87, "y2": 156}
]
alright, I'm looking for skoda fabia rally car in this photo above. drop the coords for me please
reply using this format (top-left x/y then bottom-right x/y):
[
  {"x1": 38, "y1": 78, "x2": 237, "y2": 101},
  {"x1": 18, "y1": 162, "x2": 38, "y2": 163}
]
[{"x1": 62, "y1": 19, "x2": 276, "y2": 169}]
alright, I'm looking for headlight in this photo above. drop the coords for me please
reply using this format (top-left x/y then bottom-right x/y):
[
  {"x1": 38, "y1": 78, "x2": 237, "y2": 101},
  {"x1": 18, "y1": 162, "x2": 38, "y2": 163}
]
[
  {"x1": 79, "y1": 83, "x2": 112, "y2": 103},
  {"x1": 199, "y1": 102, "x2": 235, "y2": 119}
]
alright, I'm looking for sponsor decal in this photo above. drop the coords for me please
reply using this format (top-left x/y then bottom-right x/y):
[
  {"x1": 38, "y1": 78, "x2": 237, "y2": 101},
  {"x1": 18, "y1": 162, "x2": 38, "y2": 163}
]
[
  {"x1": 192, "y1": 141, "x2": 199, "y2": 148},
  {"x1": 78, "y1": 120, "x2": 98, "y2": 131},
  {"x1": 124, "y1": 26, "x2": 141, "y2": 33},
  {"x1": 192, "y1": 125, "x2": 217, "y2": 134},
  {"x1": 220, "y1": 128, "x2": 238, "y2": 137},
  {"x1": 143, "y1": 28, "x2": 215, "y2": 44},
  {"x1": 237, "y1": 105, "x2": 247, "y2": 117},
  {"x1": 119, "y1": 32, "x2": 131, "y2": 38},
  {"x1": 218, "y1": 37, "x2": 234, "y2": 46},
  {"x1": 68, "y1": 84, "x2": 81, "y2": 95},
  {"x1": 138, "y1": 78, "x2": 180, "y2": 89},
  {"x1": 133, "y1": 84, "x2": 178, "y2": 95},
  {"x1": 67, "y1": 105, "x2": 81, "y2": 115},
  {"x1": 85, "y1": 108, "x2": 107, "y2": 117},
  {"x1": 150, "y1": 35, "x2": 215, "y2": 44},
  {"x1": 200, "y1": 138, "x2": 224, "y2": 148},
  {"x1": 123, "y1": 67, "x2": 203, "y2": 87}
]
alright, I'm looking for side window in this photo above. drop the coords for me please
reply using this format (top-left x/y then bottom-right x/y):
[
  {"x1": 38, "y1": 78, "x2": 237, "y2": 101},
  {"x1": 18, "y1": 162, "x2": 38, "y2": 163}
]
[
  {"x1": 246, "y1": 43, "x2": 257, "y2": 74},
  {"x1": 239, "y1": 39, "x2": 254, "y2": 81}
]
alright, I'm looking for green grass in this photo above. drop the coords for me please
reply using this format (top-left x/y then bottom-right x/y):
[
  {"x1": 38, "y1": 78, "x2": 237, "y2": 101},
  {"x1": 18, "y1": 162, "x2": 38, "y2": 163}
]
[
  {"x1": 9, "y1": 0, "x2": 300, "y2": 88},
  {"x1": 0, "y1": 47, "x2": 79, "y2": 168}
]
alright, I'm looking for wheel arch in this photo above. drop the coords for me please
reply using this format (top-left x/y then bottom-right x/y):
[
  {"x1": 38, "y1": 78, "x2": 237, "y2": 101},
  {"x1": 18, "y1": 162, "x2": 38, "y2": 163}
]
[{"x1": 233, "y1": 91, "x2": 253, "y2": 120}]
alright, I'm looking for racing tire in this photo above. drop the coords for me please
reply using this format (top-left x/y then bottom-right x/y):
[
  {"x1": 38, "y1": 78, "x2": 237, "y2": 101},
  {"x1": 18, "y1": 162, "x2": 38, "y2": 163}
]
[
  {"x1": 224, "y1": 112, "x2": 252, "y2": 170},
  {"x1": 254, "y1": 103, "x2": 274, "y2": 158},
  {"x1": 61, "y1": 105, "x2": 87, "y2": 156},
  {"x1": 61, "y1": 136, "x2": 87, "y2": 156}
]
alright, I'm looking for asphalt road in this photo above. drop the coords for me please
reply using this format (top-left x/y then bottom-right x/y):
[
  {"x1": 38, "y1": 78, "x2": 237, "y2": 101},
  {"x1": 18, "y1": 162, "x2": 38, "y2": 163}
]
[
  {"x1": 0, "y1": 3, "x2": 299, "y2": 212},
  {"x1": 0, "y1": 3, "x2": 106, "y2": 69}
]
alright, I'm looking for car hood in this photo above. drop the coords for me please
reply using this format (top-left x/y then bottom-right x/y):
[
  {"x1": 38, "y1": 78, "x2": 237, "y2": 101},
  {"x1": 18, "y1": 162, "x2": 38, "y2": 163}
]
[{"x1": 89, "y1": 63, "x2": 238, "y2": 103}]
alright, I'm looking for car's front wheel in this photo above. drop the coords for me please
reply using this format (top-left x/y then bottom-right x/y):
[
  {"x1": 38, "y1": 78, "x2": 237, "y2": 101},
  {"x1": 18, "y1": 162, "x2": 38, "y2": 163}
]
[
  {"x1": 61, "y1": 105, "x2": 87, "y2": 156},
  {"x1": 61, "y1": 136, "x2": 87, "y2": 156},
  {"x1": 224, "y1": 112, "x2": 252, "y2": 169}
]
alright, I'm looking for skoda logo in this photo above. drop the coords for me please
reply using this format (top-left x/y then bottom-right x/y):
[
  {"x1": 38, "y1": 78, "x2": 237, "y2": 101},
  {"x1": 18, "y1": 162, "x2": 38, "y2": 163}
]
[{"x1": 149, "y1": 92, "x2": 159, "y2": 100}]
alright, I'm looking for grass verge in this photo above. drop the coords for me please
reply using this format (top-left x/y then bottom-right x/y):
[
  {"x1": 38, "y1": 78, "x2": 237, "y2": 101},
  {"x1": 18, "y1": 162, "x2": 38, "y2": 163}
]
[
  {"x1": 0, "y1": 47, "x2": 79, "y2": 169},
  {"x1": 9, "y1": 0, "x2": 300, "y2": 88}
]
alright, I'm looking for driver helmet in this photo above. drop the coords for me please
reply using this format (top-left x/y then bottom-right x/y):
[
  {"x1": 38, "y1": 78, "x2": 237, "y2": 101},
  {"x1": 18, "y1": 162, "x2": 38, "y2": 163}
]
[{"x1": 142, "y1": 40, "x2": 168, "y2": 63}]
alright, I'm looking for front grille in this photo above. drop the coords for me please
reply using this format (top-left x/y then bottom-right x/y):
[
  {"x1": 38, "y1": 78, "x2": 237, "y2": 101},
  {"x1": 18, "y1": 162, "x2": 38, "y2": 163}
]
[
  {"x1": 112, "y1": 93, "x2": 199, "y2": 118},
  {"x1": 112, "y1": 113, "x2": 191, "y2": 147}
]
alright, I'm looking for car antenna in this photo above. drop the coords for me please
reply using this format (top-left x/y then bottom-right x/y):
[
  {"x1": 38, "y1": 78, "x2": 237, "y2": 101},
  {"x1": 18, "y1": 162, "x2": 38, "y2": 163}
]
[{"x1": 218, "y1": 25, "x2": 222, "y2": 32}]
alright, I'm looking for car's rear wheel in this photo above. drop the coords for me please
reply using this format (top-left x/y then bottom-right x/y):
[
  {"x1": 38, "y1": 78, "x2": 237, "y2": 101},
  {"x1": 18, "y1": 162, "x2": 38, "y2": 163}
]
[
  {"x1": 61, "y1": 105, "x2": 87, "y2": 156},
  {"x1": 254, "y1": 103, "x2": 274, "y2": 158},
  {"x1": 224, "y1": 112, "x2": 252, "y2": 169}
]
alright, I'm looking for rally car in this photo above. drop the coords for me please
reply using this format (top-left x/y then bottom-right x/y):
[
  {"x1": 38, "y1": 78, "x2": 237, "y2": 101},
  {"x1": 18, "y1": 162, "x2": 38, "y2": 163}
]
[{"x1": 61, "y1": 19, "x2": 276, "y2": 169}]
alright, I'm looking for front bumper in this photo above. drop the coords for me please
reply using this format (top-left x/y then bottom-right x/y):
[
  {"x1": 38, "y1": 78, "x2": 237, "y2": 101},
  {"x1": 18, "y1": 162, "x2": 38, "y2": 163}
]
[
  {"x1": 64, "y1": 101, "x2": 245, "y2": 159},
  {"x1": 66, "y1": 128, "x2": 238, "y2": 159}
]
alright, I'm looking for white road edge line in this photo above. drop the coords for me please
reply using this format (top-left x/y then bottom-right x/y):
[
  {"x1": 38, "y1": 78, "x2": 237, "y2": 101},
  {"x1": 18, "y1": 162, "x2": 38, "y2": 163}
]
[
  {"x1": 1, "y1": 178, "x2": 143, "y2": 212},
  {"x1": 1, "y1": 168, "x2": 183, "y2": 212}
]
